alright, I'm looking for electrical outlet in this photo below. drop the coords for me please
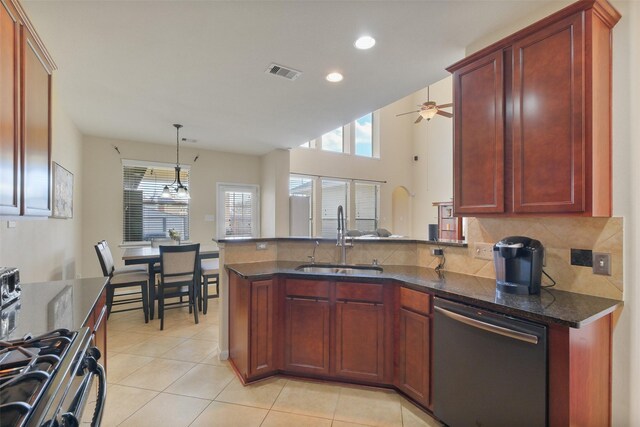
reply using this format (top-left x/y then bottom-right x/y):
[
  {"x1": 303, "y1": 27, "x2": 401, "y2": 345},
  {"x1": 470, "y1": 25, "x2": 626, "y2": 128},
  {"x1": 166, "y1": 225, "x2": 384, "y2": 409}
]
[
  {"x1": 432, "y1": 248, "x2": 444, "y2": 256},
  {"x1": 571, "y1": 248, "x2": 593, "y2": 267},
  {"x1": 256, "y1": 242, "x2": 268, "y2": 251},
  {"x1": 474, "y1": 242, "x2": 494, "y2": 260},
  {"x1": 6, "y1": 221, "x2": 16, "y2": 229},
  {"x1": 593, "y1": 252, "x2": 611, "y2": 276}
]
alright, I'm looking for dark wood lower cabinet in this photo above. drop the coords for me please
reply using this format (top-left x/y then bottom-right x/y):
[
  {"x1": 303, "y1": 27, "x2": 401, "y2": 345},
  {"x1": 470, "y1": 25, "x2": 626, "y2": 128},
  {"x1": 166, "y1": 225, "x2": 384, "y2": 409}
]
[
  {"x1": 250, "y1": 279, "x2": 276, "y2": 377},
  {"x1": 227, "y1": 272, "x2": 615, "y2": 426},
  {"x1": 284, "y1": 298, "x2": 330, "y2": 375},
  {"x1": 334, "y1": 301, "x2": 385, "y2": 382},
  {"x1": 397, "y1": 308, "x2": 430, "y2": 407},
  {"x1": 228, "y1": 273, "x2": 277, "y2": 381},
  {"x1": 84, "y1": 287, "x2": 108, "y2": 372}
]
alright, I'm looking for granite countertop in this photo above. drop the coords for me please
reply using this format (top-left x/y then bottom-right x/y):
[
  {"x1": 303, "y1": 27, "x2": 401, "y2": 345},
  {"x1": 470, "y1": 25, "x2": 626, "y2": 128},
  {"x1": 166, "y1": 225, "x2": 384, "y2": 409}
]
[
  {"x1": 215, "y1": 236, "x2": 467, "y2": 247},
  {"x1": 1, "y1": 277, "x2": 108, "y2": 340},
  {"x1": 226, "y1": 261, "x2": 622, "y2": 328}
]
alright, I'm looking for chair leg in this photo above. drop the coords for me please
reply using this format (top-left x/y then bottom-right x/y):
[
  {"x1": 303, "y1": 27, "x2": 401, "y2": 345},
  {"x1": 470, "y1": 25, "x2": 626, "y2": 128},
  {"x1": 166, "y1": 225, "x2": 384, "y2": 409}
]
[
  {"x1": 191, "y1": 283, "x2": 199, "y2": 325},
  {"x1": 141, "y1": 281, "x2": 149, "y2": 323},
  {"x1": 198, "y1": 276, "x2": 203, "y2": 312},
  {"x1": 106, "y1": 285, "x2": 115, "y2": 319},
  {"x1": 159, "y1": 285, "x2": 165, "y2": 331},
  {"x1": 203, "y1": 276, "x2": 209, "y2": 315}
]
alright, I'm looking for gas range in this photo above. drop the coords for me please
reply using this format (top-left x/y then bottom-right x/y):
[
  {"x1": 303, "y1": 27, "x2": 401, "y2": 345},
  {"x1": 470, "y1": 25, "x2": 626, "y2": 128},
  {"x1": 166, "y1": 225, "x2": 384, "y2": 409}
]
[{"x1": 0, "y1": 328, "x2": 105, "y2": 426}]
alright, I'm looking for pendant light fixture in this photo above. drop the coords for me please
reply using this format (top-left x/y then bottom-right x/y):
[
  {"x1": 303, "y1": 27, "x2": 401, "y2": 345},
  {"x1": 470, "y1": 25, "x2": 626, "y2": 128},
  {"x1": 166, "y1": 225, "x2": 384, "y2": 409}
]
[{"x1": 161, "y1": 124, "x2": 190, "y2": 199}]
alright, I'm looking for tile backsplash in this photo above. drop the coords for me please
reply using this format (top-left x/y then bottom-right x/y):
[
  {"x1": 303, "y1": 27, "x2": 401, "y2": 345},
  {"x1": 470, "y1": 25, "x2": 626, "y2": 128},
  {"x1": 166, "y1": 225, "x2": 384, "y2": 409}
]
[
  {"x1": 220, "y1": 216, "x2": 623, "y2": 300},
  {"x1": 427, "y1": 217, "x2": 623, "y2": 300}
]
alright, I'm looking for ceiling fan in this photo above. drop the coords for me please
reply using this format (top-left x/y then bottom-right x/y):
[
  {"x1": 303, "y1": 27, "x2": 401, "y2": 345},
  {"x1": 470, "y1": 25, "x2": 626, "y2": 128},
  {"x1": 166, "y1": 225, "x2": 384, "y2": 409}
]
[{"x1": 396, "y1": 86, "x2": 453, "y2": 123}]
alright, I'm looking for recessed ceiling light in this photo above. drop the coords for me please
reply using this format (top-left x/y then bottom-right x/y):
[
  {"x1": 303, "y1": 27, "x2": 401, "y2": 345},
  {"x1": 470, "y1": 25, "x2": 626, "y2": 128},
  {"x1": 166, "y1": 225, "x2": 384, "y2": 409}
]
[
  {"x1": 326, "y1": 72, "x2": 344, "y2": 83},
  {"x1": 354, "y1": 36, "x2": 376, "y2": 50}
]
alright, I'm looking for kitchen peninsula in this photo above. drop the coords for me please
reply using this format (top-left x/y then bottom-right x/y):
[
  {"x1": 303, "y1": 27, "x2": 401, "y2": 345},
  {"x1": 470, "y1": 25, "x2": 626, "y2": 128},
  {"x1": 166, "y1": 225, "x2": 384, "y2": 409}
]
[{"x1": 218, "y1": 236, "x2": 621, "y2": 427}]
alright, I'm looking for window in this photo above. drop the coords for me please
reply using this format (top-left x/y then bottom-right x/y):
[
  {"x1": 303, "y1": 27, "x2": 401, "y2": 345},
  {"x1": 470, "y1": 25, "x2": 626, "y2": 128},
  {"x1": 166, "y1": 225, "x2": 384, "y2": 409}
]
[
  {"x1": 355, "y1": 182, "x2": 379, "y2": 231},
  {"x1": 217, "y1": 184, "x2": 260, "y2": 238},
  {"x1": 289, "y1": 175, "x2": 313, "y2": 236},
  {"x1": 321, "y1": 127, "x2": 343, "y2": 153},
  {"x1": 122, "y1": 161, "x2": 189, "y2": 243},
  {"x1": 354, "y1": 113, "x2": 373, "y2": 157},
  {"x1": 321, "y1": 179, "x2": 348, "y2": 238},
  {"x1": 300, "y1": 141, "x2": 311, "y2": 148}
]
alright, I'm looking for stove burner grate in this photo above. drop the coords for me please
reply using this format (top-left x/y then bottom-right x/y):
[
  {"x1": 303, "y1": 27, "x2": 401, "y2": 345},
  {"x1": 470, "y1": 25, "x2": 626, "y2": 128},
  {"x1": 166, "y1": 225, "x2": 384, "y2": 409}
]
[{"x1": 0, "y1": 329, "x2": 76, "y2": 426}]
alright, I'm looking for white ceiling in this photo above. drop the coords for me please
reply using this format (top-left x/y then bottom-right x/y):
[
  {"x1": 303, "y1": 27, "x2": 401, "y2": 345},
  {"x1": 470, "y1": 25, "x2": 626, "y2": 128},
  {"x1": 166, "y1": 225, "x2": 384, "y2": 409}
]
[{"x1": 24, "y1": 0, "x2": 561, "y2": 155}]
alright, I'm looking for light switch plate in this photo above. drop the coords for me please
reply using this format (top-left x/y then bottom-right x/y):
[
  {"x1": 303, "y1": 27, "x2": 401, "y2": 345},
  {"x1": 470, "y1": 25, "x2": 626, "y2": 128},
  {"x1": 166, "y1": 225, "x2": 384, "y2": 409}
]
[
  {"x1": 6, "y1": 221, "x2": 16, "y2": 229},
  {"x1": 473, "y1": 242, "x2": 494, "y2": 260},
  {"x1": 593, "y1": 252, "x2": 611, "y2": 276}
]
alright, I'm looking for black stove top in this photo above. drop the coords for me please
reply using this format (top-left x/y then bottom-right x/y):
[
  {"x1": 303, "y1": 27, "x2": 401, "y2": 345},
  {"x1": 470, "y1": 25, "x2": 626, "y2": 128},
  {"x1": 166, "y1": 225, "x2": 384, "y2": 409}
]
[{"x1": 0, "y1": 329, "x2": 78, "y2": 426}]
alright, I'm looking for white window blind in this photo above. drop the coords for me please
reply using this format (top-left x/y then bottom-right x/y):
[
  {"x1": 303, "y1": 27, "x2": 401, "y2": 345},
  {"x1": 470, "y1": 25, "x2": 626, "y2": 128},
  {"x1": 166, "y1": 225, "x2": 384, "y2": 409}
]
[
  {"x1": 321, "y1": 179, "x2": 348, "y2": 238},
  {"x1": 122, "y1": 163, "x2": 189, "y2": 243},
  {"x1": 289, "y1": 175, "x2": 313, "y2": 236},
  {"x1": 289, "y1": 175, "x2": 313, "y2": 198},
  {"x1": 355, "y1": 182, "x2": 379, "y2": 232},
  {"x1": 217, "y1": 184, "x2": 259, "y2": 238}
]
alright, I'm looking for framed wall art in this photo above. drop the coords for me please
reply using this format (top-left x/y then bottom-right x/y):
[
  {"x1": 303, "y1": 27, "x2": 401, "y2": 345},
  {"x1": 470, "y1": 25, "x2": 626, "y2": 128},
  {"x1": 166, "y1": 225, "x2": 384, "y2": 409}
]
[{"x1": 52, "y1": 162, "x2": 74, "y2": 219}]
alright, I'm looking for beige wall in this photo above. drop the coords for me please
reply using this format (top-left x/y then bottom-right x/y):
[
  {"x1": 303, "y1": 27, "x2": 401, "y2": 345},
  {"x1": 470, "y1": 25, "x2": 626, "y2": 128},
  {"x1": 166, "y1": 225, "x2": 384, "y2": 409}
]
[
  {"x1": 260, "y1": 149, "x2": 290, "y2": 237},
  {"x1": 80, "y1": 135, "x2": 261, "y2": 278},
  {"x1": 0, "y1": 87, "x2": 83, "y2": 283}
]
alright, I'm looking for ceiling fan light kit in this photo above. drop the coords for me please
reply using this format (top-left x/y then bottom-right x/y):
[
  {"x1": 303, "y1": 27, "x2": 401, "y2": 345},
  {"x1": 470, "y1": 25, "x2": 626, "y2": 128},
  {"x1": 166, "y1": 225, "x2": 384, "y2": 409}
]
[{"x1": 396, "y1": 86, "x2": 453, "y2": 123}]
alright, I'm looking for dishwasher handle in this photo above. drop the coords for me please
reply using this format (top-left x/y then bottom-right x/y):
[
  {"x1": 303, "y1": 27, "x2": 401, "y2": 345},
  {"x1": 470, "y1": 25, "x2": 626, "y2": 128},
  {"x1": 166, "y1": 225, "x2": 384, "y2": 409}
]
[{"x1": 434, "y1": 306, "x2": 539, "y2": 345}]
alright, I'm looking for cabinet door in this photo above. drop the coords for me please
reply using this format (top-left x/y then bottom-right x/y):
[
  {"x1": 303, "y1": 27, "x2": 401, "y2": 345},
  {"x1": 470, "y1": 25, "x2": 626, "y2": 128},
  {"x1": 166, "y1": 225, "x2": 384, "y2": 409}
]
[
  {"x1": 0, "y1": 1, "x2": 20, "y2": 215},
  {"x1": 284, "y1": 298, "x2": 330, "y2": 375},
  {"x1": 512, "y1": 13, "x2": 585, "y2": 213},
  {"x1": 21, "y1": 29, "x2": 52, "y2": 216},
  {"x1": 398, "y1": 308, "x2": 430, "y2": 407},
  {"x1": 335, "y1": 301, "x2": 385, "y2": 382},
  {"x1": 250, "y1": 279, "x2": 275, "y2": 377},
  {"x1": 453, "y1": 50, "x2": 505, "y2": 215}
]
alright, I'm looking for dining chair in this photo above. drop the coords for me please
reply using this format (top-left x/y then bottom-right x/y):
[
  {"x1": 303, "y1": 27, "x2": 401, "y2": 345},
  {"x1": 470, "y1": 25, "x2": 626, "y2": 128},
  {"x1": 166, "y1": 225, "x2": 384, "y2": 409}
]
[
  {"x1": 95, "y1": 240, "x2": 149, "y2": 323},
  {"x1": 158, "y1": 243, "x2": 200, "y2": 330},
  {"x1": 199, "y1": 257, "x2": 220, "y2": 315}
]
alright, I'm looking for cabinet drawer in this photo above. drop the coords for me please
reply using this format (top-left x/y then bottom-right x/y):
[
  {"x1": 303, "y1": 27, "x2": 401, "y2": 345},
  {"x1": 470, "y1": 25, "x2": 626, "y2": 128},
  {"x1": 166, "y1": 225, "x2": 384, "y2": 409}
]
[
  {"x1": 400, "y1": 287, "x2": 431, "y2": 316},
  {"x1": 336, "y1": 282, "x2": 383, "y2": 303},
  {"x1": 285, "y1": 279, "x2": 330, "y2": 299}
]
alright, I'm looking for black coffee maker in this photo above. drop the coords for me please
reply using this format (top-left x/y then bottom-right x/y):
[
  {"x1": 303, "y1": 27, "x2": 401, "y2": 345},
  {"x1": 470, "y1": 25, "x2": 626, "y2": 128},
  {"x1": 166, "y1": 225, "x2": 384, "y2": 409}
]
[{"x1": 493, "y1": 236, "x2": 544, "y2": 295}]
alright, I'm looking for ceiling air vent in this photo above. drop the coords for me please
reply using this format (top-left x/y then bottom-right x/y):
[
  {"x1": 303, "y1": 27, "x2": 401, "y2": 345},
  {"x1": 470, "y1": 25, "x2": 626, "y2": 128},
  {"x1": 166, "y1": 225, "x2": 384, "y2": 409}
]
[{"x1": 265, "y1": 63, "x2": 302, "y2": 81}]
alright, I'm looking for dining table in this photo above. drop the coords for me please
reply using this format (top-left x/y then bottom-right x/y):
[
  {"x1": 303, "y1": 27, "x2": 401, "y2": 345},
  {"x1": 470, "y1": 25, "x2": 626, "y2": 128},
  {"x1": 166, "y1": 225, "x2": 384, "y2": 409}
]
[{"x1": 122, "y1": 244, "x2": 219, "y2": 319}]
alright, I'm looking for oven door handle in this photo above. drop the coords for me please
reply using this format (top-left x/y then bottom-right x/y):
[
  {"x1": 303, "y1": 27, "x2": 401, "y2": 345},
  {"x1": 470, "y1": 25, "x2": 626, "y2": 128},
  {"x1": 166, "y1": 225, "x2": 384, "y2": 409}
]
[
  {"x1": 60, "y1": 356, "x2": 107, "y2": 427},
  {"x1": 91, "y1": 362, "x2": 106, "y2": 427}
]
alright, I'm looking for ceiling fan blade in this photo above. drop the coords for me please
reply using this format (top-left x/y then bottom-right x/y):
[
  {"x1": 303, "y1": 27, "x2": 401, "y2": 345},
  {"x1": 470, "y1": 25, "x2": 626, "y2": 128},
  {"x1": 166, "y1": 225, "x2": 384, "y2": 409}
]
[
  {"x1": 436, "y1": 110, "x2": 453, "y2": 118},
  {"x1": 414, "y1": 115, "x2": 423, "y2": 124},
  {"x1": 396, "y1": 110, "x2": 420, "y2": 117},
  {"x1": 436, "y1": 103, "x2": 453, "y2": 109}
]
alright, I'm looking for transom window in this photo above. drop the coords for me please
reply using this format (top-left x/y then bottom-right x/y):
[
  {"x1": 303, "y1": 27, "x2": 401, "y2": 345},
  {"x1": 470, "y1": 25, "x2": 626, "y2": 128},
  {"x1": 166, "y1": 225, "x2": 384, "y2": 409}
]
[
  {"x1": 122, "y1": 161, "x2": 190, "y2": 243},
  {"x1": 321, "y1": 127, "x2": 343, "y2": 153},
  {"x1": 354, "y1": 113, "x2": 373, "y2": 157}
]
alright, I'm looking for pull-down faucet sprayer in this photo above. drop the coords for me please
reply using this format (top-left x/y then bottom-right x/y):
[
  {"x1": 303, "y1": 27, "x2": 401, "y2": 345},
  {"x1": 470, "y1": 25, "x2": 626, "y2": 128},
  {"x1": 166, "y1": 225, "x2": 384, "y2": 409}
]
[{"x1": 337, "y1": 205, "x2": 348, "y2": 265}]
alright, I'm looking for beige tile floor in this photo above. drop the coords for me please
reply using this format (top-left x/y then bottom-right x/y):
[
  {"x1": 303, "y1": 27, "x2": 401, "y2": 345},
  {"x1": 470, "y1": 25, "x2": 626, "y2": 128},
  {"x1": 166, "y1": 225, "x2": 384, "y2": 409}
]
[{"x1": 99, "y1": 300, "x2": 442, "y2": 427}]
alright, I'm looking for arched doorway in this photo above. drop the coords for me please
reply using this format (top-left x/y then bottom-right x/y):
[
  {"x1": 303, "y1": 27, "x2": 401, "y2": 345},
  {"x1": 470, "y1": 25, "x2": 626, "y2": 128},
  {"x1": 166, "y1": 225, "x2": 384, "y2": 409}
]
[{"x1": 392, "y1": 186, "x2": 411, "y2": 236}]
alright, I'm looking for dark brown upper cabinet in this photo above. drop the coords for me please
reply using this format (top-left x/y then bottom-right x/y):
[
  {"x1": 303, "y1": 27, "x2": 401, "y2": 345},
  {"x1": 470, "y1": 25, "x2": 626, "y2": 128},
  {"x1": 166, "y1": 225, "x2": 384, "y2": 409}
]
[
  {"x1": 0, "y1": 0, "x2": 55, "y2": 217},
  {"x1": 448, "y1": 0, "x2": 620, "y2": 217}
]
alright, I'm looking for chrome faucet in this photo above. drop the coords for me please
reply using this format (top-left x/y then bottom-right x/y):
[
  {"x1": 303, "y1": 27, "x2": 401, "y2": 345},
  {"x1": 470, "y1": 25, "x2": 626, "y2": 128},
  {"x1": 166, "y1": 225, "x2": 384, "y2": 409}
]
[
  {"x1": 307, "y1": 240, "x2": 319, "y2": 264},
  {"x1": 336, "y1": 205, "x2": 350, "y2": 265}
]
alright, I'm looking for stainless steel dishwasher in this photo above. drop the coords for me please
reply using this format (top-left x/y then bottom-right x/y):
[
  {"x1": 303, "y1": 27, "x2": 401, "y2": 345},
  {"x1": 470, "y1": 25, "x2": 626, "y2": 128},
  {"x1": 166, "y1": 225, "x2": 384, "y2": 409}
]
[{"x1": 433, "y1": 297, "x2": 547, "y2": 427}]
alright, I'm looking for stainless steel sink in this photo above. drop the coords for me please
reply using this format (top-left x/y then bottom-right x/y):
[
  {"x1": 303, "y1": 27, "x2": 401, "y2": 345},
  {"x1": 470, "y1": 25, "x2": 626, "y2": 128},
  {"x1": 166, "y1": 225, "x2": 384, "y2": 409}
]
[{"x1": 295, "y1": 264, "x2": 383, "y2": 275}]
